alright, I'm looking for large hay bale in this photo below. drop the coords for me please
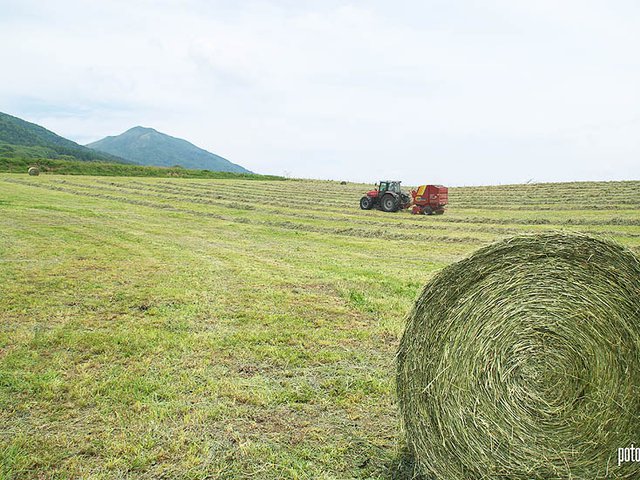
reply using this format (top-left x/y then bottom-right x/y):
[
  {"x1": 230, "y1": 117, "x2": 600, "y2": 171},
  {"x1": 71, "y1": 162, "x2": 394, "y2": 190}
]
[
  {"x1": 397, "y1": 232, "x2": 640, "y2": 479},
  {"x1": 28, "y1": 166, "x2": 40, "y2": 176}
]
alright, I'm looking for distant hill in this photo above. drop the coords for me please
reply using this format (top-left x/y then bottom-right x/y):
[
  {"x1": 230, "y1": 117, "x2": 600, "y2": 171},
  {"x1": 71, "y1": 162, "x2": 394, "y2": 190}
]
[
  {"x1": 87, "y1": 126, "x2": 251, "y2": 173},
  {"x1": 0, "y1": 111, "x2": 129, "y2": 163}
]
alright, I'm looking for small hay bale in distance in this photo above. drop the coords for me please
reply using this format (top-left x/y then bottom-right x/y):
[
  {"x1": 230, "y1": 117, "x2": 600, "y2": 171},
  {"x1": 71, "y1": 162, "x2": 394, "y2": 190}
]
[
  {"x1": 397, "y1": 232, "x2": 640, "y2": 480},
  {"x1": 28, "y1": 166, "x2": 40, "y2": 176}
]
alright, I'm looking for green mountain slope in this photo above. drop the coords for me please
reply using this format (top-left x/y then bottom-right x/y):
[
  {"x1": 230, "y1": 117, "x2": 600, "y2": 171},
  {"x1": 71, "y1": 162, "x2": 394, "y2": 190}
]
[
  {"x1": 0, "y1": 111, "x2": 129, "y2": 163},
  {"x1": 87, "y1": 126, "x2": 251, "y2": 173}
]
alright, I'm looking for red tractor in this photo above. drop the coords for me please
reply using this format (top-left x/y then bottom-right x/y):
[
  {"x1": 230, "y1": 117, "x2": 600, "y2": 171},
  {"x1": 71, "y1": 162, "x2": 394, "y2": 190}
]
[
  {"x1": 410, "y1": 184, "x2": 448, "y2": 215},
  {"x1": 360, "y1": 180, "x2": 412, "y2": 213}
]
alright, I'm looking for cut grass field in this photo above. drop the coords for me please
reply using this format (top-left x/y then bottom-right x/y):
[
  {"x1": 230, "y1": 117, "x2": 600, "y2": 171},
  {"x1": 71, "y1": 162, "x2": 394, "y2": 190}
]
[{"x1": 1, "y1": 174, "x2": 639, "y2": 479}]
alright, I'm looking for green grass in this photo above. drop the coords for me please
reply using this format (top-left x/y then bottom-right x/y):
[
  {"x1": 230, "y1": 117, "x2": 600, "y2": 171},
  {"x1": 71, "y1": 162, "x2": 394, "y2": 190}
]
[
  {"x1": 0, "y1": 155, "x2": 284, "y2": 180},
  {"x1": 0, "y1": 174, "x2": 639, "y2": 479}
]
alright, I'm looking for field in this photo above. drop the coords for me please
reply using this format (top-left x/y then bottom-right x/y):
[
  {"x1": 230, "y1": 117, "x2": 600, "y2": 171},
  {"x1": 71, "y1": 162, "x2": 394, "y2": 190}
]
[{"x1": 1, "y1": 174, "x2": 639, "y2": 479}]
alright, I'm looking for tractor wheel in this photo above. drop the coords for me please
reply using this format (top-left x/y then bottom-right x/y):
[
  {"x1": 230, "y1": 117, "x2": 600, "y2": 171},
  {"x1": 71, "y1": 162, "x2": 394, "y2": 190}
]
[
  {"x1": 360, "y1": 196, "x2": 373, "y2": 210},
  {"x1": 381, "y1": 194, "x2": 399, "y2": 212},
  {"x1": 423, "y1": 206, "x2": 433, "y2": 215}
]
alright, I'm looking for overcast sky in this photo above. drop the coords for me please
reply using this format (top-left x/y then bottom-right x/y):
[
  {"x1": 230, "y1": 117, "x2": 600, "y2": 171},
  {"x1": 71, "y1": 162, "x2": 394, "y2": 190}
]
[{"x1": 1, "y1": 0, "x2": 639, "y2": 185}]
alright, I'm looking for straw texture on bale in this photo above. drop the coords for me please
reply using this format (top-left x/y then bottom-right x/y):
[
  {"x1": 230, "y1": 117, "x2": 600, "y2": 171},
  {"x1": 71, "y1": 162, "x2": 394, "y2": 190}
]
[
  {"x1": 397, "y1": 232, "x2": 640, "y2": 479},
  {"x1": 28, "y1": 166, "x2": 40, "y2": 176}
]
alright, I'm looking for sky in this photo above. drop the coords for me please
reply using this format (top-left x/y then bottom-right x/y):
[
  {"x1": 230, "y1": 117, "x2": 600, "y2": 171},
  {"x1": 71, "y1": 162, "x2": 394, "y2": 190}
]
[{"x1": 1, "y1": 0, "x2": 639, "y2": 185}]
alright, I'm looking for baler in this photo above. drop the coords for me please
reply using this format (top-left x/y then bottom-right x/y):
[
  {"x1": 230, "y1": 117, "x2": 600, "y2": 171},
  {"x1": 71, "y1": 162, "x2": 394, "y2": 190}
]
[{"x1": 410, "y1": 185, "x2": 448, "y2": 215}]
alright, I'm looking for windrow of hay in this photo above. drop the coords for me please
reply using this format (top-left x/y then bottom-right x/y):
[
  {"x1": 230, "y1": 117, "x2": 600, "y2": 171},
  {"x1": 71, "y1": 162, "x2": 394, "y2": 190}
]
[{"x1": 397, "y1": 232, "x2": 640, "y2": 479}]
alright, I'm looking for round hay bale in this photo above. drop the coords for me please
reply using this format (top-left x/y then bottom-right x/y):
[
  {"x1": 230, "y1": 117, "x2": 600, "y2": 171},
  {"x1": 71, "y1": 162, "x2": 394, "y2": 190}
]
[
  {"x1": 397, "y1": 232, "x2": 640, "y2": 479},
  {"x1": 28, "y1": 166, "x2": 40, "y2": 176}
]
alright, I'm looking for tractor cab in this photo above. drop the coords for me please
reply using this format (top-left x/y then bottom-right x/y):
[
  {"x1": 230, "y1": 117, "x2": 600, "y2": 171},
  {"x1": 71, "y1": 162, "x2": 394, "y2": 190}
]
[
  {"x1": 378, "y1": 180, "x2": 402, "y2": 194},
  {"x1": 370, "y1": 180, "x2": 402, "y2": 197}
]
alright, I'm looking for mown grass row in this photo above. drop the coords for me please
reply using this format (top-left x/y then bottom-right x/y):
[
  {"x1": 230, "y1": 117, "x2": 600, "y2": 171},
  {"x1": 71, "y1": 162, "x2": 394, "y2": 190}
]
[
  {"x1": 29, "y1": 175, "x2": 640, "y2": 225},
  {"x1": 7, "y1": 177, "x2": 640, "y2": 252},
  {"x1": 154, "y1": 178, "x2": 640, "y2": 209},
  {"x1": 75, "y1": 179, "x2": 640, "y2": 235},
  {"x1": 10, "y1": 177, "x2": 640, "y2": 238},
  {"x1": 95, "y1": 177, "x2": 640, "y2": 221},
  {"x1": 5, "y1": 179, "x2": 490, "y2": 245}
]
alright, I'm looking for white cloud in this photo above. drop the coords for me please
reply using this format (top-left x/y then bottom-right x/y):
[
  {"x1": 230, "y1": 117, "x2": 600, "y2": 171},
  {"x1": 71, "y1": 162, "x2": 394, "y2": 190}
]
[{"x1": 0, "y1": 0, "x2": 638, "y2": 184}]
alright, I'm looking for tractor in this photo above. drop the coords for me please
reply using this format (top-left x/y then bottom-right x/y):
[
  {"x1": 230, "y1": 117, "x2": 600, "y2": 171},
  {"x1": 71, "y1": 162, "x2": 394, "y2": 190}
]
[{"x1": 360, "y1": 180, "x2": 412, "y2": 213}]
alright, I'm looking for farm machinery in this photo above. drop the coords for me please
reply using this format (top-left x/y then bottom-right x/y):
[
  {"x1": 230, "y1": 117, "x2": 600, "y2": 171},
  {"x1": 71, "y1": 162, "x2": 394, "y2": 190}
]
[
  {"x1": 359, "y1": 181, "x2": 448, "y2": 214},
  {"x1": 359, "y1": 181, "x2": 411, "y2": 212},
  {"x1": 410, "y1": 184, "x2": 448, "y2": 215}
]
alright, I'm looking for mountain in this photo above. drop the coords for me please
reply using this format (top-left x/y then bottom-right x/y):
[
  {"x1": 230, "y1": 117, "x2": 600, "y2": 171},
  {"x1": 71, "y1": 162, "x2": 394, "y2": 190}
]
[
  {"x1": 0, "y1": 111, "x2": 129, "y2": 163},
  {"x1": 87, "y1": 126, "x2": 251, "y2": 173}
]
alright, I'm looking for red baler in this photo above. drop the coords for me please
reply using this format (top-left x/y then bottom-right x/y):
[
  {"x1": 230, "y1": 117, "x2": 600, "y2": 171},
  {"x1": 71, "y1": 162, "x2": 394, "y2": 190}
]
[{"x1": 410, "y1": 185, "x2": 448, "y2": 215}]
